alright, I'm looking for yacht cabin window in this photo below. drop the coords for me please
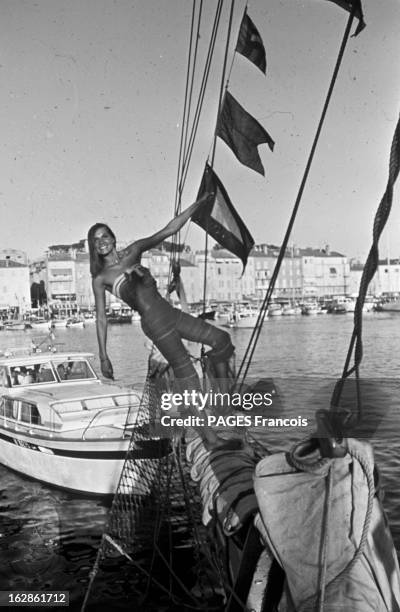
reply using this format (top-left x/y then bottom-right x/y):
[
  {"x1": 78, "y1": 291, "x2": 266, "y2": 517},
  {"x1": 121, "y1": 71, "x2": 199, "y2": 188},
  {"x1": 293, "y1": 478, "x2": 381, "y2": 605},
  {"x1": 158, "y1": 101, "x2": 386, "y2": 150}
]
[
  {"x1": 20, "y1": 401, "x2": 41, "y2": 425},
  {"x1": 0, "y1": 397, "x2": 16, "y2": 419}
]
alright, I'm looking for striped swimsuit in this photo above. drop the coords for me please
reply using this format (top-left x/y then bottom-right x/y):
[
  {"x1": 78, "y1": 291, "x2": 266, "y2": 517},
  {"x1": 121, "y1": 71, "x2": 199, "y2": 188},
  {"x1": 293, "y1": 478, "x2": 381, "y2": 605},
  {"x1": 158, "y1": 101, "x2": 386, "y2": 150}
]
[{"x1": 111, "y1": 266, "x2": 234, "y2": 390}]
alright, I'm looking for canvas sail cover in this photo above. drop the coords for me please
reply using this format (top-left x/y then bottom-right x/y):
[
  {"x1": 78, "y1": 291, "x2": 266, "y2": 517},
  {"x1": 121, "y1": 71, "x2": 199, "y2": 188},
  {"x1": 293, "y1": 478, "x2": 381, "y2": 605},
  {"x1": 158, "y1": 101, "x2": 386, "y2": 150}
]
[{"x1": 254, "y1": 438, "x2": 400, "y2": 611}]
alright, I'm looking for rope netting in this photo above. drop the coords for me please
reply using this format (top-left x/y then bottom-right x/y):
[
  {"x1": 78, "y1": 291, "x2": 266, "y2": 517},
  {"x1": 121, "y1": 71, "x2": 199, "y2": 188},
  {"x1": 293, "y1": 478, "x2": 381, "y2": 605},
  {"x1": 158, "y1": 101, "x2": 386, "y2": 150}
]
[{"x1": 81, "y1": 371, "x2": 226, "y2": 612}]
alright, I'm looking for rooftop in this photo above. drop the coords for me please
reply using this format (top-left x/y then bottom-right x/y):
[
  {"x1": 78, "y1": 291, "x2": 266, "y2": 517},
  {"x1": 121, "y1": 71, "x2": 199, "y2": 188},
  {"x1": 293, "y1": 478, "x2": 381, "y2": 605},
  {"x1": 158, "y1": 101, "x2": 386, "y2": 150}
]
[{"x1": 0, "y1": 260, "x2": 27, "y2": 268}]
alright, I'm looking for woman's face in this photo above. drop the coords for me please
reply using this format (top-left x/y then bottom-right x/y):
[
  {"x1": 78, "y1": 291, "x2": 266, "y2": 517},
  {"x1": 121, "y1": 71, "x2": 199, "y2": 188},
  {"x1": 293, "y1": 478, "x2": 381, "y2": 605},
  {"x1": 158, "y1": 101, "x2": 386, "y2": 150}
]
[{"x1": 93, "y1": 226, "x2": 115, "y2": 256}]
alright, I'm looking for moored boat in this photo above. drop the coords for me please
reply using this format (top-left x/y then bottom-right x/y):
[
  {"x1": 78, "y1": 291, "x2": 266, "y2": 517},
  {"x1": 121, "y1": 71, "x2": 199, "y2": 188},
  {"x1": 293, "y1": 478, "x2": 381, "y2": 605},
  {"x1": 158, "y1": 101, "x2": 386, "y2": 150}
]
[
  {"x1": 196, "y1": 309, "x2": 216, "y2": 321},
  {"x1": 30, "y1": 318, "x2": 52, "y2": 330},
  {"x1": 267, "y1": 304, "x2": 283, "y2": 316},
  {"x1": 376, "y1": 298, "x2": 400, "y2": 312},
  {"x1": 50, "y1": 318, "x2": 69, "y2": 329},
  {"x1": 302, "y1": 303, "x2": 322, "y2": 315},
  {"x1": 0, "y1": 351, "x2": 164, "y2": 495},
  {"x1": 281, "y1": 305, "x2": 302, "y2": 316},
  {"x1": 107, "y1": 307, "x2": 133, "y2": 324},
  {"x1": 66, "y1": 317, "x2": 86, "y2": 329},
  {"x1": 331, "y1": 296, "x2": 356, "y2": 313},
  {"x1": 4, "y1": 321, "x2": 32, "y2": 331},
  {"x1": 225, "y1": 307, "x2": 260, "y2": 328}
]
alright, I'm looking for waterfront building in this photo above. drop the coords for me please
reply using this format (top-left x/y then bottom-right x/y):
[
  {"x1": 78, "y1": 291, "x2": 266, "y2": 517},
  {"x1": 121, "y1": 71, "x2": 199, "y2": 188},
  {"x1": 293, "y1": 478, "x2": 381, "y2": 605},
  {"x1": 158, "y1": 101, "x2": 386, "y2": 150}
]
[
  {"x1": 375, "y1": 259, "x2": 400, "y2": 295},
  {"x1": 349, "y1": 259, "x2": 400, "y2": 297},
  {"x1": 75, "y1": 253, "x2": 94, "y2": 310},
  {"x1": 179, "y1": 259, "x2": 204, "y2": 305},
  {"x1": 47, "y1": 253, "x2": 77, "y2": 314},
  {"x1": 0, "y1": 260, "x2": 30, "y2": 314},
  {"x1": 299, "y1": 246, "x2": 350, "y2": 298},
  {"x1": 348, "y1": 261, "x2": 365, "y2": 296},
  {"x1": 39, "y1": 241, "x2": 85, "y2": 315},
  {"x1": 0, "y1": 249, "x2": 28, "y2": 266},
  {"x1": 142, "y1": 249, "x2": 170, "y2": 296},
  {"x1": 194, "y1": 249, "x2": 244, "y2": 303},
  {"x1": 250, "y1": 245, "x2": 303, "y2": 302},
  {"x1": 30, "y1": 241, "x2": 98, "y2": 313}
]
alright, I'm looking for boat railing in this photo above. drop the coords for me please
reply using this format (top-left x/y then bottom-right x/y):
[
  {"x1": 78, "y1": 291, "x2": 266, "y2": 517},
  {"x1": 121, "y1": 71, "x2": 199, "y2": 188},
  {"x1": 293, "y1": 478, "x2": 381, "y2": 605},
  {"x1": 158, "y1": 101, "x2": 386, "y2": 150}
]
[{"x1": 81, "y1": 402, "x2": 146, "y2": 440}]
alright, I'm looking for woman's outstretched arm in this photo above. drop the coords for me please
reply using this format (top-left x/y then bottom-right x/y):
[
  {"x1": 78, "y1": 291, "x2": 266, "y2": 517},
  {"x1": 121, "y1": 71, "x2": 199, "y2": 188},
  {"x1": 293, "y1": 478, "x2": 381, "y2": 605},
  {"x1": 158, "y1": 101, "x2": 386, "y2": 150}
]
[
  {"x1": 92, "y1": 276, "x2": 114, "y2": 379},
  {"x1": 123, "y1": 192, "x2": 212, "y2": 261}
]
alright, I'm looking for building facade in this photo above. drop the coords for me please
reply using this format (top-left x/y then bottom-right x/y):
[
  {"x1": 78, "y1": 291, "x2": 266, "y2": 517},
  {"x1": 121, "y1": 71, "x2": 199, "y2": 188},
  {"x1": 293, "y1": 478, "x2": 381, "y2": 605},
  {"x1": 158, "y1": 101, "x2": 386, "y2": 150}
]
[
  {"x1": 0, "y1": 249, "x2": 28, "y2": 266},
  {"x1": 194, "y1": 250, "x2": 244, "y2": 303},
  {"x1": 299, "y1": 247, "x2": 350, "y2": 298},
  {"x1": 0, "y1": 261, "x2": 31, "y2": 314},
  {"x1": 348, "y1": 259, "x2": 400, "y2": 297}
]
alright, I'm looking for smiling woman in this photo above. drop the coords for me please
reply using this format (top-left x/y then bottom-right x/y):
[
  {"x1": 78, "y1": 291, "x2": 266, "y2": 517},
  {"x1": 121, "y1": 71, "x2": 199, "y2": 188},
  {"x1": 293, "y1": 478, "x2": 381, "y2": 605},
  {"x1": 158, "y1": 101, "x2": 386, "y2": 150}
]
[{"x1": 87, "y1": 195, "x2": 235, "y2": 447}]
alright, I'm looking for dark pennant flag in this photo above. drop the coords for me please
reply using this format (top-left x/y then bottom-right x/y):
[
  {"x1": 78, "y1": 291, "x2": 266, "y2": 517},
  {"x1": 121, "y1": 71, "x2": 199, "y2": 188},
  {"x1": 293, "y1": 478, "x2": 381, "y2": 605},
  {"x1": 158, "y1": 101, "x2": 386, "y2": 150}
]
[
  {"x1": 325, "y1": 0, "x2": 366, "y2": 36},
  {"x1": 192, "y1": 164, "x2": 254, "y2": 270},
  {"x1": 236, "y1": 10, "x2": 266, "y2": 74},
  {"x1": 217, "y1": 91, "x2": 274, "y2": 176}
]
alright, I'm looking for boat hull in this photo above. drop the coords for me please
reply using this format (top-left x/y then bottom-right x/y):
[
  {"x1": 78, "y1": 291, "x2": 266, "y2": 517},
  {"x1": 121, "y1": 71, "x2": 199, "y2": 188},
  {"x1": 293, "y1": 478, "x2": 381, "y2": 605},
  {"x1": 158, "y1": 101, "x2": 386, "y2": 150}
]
[
  {"x1": 31, "y1": 321, "x2": 51, "y2": 330},
  {"x1": 379, "y1": 302, "x2": 400, "y2": 312},
  {"x1": 4, "y1": 323, "x2": 32, "y2": 331},
  {"x1": 268, "y1": 307, "x2": 283, "y2": 317},
  {"x1": 50, "y1": 320, "x2": 68, "y2": 328},
  {"x1": 225, "y1": 314, "x2": 259, "y2": 328},
  {"x1": 107, "y1": 316, "x2": 132, "y2": 324},
  {"x1": 0, "y1": 429, "x2": 167, "y2": 496}
]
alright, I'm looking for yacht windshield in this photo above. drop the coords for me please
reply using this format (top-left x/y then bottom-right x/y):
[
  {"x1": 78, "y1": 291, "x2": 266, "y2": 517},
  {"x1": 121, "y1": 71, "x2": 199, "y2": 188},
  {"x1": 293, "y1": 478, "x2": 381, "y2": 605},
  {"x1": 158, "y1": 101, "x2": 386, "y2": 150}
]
[
  {"x1": 9, "y1": 362, "x2": 56, "y2": 386},
  {"x1": 53, "y1": 359, "x2": 96, "y2": 382},
  {"x1": 7, "y1": 358, "x2": 96, "y2": 386}
]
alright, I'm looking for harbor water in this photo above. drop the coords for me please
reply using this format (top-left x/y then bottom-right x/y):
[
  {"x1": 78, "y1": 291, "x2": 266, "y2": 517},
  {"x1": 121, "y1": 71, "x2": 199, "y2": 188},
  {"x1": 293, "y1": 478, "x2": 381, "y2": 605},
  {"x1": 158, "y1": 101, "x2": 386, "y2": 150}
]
[{"x1": 0, "y1": 312, "x2": 399, "y2": 610}]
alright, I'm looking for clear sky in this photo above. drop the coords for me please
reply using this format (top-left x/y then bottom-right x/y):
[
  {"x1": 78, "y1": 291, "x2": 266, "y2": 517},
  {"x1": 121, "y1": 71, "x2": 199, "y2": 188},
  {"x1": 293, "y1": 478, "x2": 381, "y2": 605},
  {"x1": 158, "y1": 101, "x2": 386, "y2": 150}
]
[{"x1": 1, "y1": 0, "x2": 400, "y2": 262}]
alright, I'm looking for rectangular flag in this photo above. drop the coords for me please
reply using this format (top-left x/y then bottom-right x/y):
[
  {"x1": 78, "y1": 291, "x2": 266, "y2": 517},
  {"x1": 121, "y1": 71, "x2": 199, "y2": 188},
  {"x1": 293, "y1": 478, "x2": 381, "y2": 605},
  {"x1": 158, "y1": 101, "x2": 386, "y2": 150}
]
[
  {"x1": 325, "y1": 0, "x2": 366, "y2": 36},
  {"x1": 192, "y1": 164, "x2": 254, "y2": 270},
  {"x1": 236, "y1": 10, "x2": 266, "y2": 74},
  {"x1": 217, "y1": 91, "x2": 274, "y2": 176}
]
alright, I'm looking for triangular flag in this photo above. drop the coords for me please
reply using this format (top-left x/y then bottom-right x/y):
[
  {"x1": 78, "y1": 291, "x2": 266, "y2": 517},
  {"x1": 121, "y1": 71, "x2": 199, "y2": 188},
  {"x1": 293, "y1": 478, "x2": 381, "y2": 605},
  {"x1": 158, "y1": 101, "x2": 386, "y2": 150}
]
[
  {"x1": 325, "y1": 0, "x2": 366, "y2": 36},
  {"x1": 217, "y1": 91, "x2": 274, "y2": 176},
  {"x1": 192, "y1": 164, "x2": 254, "y2": 270},
  {"x1": 236, "y1": 9, "x2": 267, "y2": 74}
]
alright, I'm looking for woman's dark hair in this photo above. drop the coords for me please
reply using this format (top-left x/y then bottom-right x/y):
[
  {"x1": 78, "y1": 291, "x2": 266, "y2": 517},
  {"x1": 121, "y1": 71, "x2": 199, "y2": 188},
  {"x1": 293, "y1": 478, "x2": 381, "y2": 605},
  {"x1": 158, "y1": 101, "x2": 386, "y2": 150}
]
[{"x1": 87, "y1": 223, "x2": 116, "y2": 277}]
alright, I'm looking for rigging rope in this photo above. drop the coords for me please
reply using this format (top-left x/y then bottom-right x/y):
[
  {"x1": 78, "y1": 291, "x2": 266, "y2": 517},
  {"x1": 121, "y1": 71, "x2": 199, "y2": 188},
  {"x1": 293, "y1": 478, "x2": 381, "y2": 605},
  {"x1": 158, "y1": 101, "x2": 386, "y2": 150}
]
[
  {"x1": 235, "y1": 6, "x2": 357, "y2": 390},
  {"x1": 169, "y1": 0, "x2": 224, "y2": 286},
  {"x1": 332, "y1": 111, "x2": 400, "y2": 411}
]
